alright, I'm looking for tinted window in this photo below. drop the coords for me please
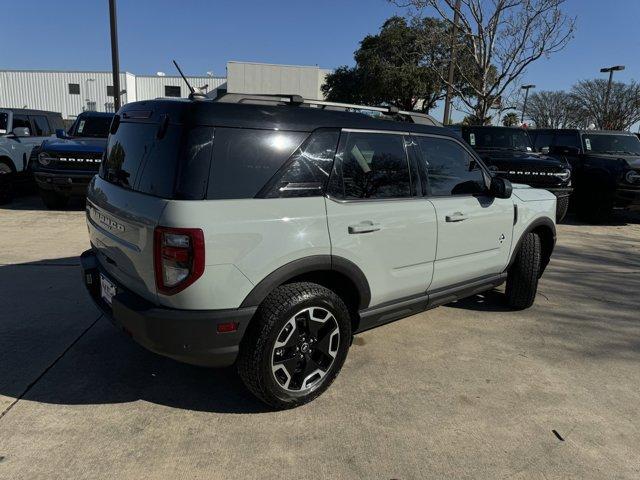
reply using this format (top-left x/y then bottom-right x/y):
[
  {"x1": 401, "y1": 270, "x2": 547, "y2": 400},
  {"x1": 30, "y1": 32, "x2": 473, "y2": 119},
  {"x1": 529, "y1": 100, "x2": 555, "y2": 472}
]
[
  {"x1": 102, "y1": 122, "x2": 181, "y2": 197},
  {"x1": 260, "y1": 129, "x2": 339, "y2": 198},
  {"x1": 30, "y1": 115, "x2": 51, "y2": 136},
  {"x1": 582, "y1": 134, "x2": 640, "y2": 155},
  {"x1": 533, "y1": 133, "x2": 553, "y2": 151},
  {"x1": 417, "y1": 137, "x2": 485, "y2": 196},
  {"x1": 74, "y1": 115, "x2": 113, "y2": 138},
  {"x1": 69, "y1": 83, "x2": 80, "y2": 95},
  {"x1": 12, "y1": 115, "x2": 31, "y2": 134},
  {"x1": 465, "y1": 127, "x2": 532, "y2": 151},
  {"x1": 554, "y1": 133, "x2": 579, "y2": 148},
  {"x1": 207, "y1": 129, "x2": 307, "y2": 199},
  {"x1": 174, "y1": 127, "x2": 214, "y2": 200},
  {"x1": 335, "y1": 132, "x2": 411, "y2": 199},
  {"x1": 165, "y1": 86, "x2": 181, "y2": 97},
  {"x1": 0, "y1": 113, "x2": 8, "y2": 133}
]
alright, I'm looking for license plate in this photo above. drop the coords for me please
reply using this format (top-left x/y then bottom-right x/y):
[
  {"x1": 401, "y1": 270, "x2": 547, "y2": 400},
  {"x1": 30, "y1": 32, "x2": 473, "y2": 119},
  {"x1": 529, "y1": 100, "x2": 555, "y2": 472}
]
[{"x1": 100, "y1": 273, "x2": 117, "y2": 306}]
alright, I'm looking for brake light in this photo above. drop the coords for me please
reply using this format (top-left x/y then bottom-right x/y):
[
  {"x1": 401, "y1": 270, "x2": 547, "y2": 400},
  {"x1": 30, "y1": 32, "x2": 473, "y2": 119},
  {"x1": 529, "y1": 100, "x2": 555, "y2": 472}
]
[{"x1": 154, "y1": 227, "x2": 205, "y2": 295}]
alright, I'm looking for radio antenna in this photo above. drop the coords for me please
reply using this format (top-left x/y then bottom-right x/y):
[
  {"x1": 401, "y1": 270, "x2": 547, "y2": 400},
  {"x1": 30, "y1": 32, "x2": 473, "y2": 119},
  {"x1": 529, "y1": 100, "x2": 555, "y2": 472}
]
[{"x1": 172, "y1": 60, "x2": 206, "y2": 100}]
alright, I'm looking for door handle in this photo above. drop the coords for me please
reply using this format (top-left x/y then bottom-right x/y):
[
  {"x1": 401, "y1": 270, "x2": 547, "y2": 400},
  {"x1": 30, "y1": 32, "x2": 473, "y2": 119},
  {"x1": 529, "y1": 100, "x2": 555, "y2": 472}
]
[
  {"x1": 445, "y1": 212, "x2": 468, "y2": 222},
  {"x1": 348, "y1": 221, "x2": 381, "y2": 234}
]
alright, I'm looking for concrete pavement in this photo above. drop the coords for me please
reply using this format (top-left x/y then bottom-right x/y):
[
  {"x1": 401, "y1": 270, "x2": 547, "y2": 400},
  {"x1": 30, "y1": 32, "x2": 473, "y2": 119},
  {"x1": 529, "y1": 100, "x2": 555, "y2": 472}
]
[{"x1": 1, "y1": 195, "x2": 639, "y2": 479}]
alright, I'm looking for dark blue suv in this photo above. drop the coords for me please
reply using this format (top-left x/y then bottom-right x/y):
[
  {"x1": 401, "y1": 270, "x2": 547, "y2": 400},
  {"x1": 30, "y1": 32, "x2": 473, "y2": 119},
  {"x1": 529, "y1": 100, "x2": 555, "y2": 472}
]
[{"x1": 33, "y1": 111, "x2": 113, "y2": 209}]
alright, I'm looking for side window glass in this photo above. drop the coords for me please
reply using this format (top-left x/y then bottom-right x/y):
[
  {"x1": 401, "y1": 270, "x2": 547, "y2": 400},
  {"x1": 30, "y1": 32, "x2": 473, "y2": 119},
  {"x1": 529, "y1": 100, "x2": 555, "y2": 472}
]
[
  {"x1": 337, "y1": 132, "x2": 411, "y2": 199},
  {"x1": 30, "y1": 115, "x2": 51, "y2": 136},
  {"x1": 534, "y1": 133, "x2": 553, "y2": 152},
  {"x1": 417, "y1": 137, "x2": 485, "y2": 196},
  {"x1": 261, "y1": 129, "x2": 339, "y2": 198},
  {"x1": 12, "y1": 115, "x2": 31, "y2": 135},
  {"x1": 554, "y1": 133, "x2": 579, "y2": 149}
]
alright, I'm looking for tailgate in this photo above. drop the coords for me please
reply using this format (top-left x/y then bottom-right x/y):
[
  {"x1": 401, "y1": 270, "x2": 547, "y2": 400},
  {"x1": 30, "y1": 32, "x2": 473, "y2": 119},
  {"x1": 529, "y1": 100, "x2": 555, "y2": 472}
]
[{"x1": 86, "y1": 176, "x2": 168, "y2": 303}]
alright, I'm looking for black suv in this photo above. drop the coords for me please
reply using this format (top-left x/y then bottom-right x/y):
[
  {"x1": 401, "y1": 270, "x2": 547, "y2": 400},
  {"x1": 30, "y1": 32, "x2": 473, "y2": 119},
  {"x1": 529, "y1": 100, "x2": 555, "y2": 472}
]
[
  {"x1": 452, "y1": 126, "x2": 573, "y2": 222},
  {"x1": 530, "y1": 129, "x2": 640, "y2": 222},
  {"x1": 32, "y1": 111, "x2": 113, "y2": 209}
]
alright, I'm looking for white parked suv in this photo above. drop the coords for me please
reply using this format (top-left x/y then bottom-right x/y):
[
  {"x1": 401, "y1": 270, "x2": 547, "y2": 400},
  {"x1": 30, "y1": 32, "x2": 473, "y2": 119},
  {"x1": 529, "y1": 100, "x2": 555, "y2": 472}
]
[{"x1": 81, "y1": 95, "x2": 556, "y2": 409}]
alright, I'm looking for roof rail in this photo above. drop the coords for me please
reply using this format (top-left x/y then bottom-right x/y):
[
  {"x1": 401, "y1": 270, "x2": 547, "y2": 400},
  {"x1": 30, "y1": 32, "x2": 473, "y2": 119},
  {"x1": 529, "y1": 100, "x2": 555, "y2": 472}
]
[{"x1": 213, "y1": 93, "x2": 441, "y2": 126}]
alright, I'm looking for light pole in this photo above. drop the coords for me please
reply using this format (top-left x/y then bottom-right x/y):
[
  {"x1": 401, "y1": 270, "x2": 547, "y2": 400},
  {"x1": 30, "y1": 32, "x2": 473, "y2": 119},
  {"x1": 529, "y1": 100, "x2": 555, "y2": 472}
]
[
  {"x1": 520, "y1": 84, "x2": 535, "y2": 123},
  {"x1": 109, "y1": 0, "x2": 122, "y2": 112},
  {"x1": 600, "y1": 65, "x2": 625, "y2": 128},
  {"x1": 442, "y1": 0, "x2": 461, "y2": 125}
]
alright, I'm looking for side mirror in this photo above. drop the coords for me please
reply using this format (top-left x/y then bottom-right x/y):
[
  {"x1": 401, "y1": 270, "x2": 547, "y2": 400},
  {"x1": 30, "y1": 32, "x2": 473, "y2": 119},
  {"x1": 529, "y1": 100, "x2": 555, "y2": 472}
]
[
  {"x1": 56, "y1": 128, "x2": 68, "y2": 139},
  {"x1": 12, "y1": 127, "x2": 30, "y2": 137},
  {"x1": 549, "y1": 145, "x2": 579, "y2": 156},
  {"x1": 490, "y1": 176, "x2": 512, "y2": 199}
]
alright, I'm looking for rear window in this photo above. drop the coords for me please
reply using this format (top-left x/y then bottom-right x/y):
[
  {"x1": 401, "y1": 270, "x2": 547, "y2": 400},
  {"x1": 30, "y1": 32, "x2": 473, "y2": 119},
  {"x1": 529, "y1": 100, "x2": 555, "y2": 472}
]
[
  {"x1": 101, "y1": 121, "x2": 214, "y2": 199},
  {"x1": 101, "y1": 121, "x2": 311, "y2": 200}
]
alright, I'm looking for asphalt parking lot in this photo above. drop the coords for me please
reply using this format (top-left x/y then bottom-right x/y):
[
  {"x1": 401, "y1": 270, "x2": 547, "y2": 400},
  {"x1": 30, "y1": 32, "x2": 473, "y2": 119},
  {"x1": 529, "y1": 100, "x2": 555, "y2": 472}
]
[{"x1": 1, "y1": 195, "x2": 639, "y2": 480}]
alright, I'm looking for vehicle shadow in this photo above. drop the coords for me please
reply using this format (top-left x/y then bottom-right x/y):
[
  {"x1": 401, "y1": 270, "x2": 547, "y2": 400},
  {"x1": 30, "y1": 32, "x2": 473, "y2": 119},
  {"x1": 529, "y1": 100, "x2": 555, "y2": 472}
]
[
  {"x1": 0, "y1": 258, "x2": 269, "y2": 414},
  {"x1": 445, "y1": 288, "x2": 512, "y2": 312},
  {"x1": 0, "y1": 193, "x2": 86, "y2": 212}
]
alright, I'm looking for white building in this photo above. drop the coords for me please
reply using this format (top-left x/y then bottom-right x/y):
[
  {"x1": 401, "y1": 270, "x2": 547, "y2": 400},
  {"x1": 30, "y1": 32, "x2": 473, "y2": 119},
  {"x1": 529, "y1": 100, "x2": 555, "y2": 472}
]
[{"x1": 0, "y1": 62, "x2": 331, "y2": 120}]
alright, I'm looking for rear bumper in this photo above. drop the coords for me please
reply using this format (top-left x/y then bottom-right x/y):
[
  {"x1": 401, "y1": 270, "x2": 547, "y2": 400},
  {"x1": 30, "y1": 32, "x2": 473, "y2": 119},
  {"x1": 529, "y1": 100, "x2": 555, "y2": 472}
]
[
  {"x1": 35, "y1": 170, "x2": 94, "y2": 196},
  {"x1": 80, "y1": 249, "x2": 256, "y2": 367}
]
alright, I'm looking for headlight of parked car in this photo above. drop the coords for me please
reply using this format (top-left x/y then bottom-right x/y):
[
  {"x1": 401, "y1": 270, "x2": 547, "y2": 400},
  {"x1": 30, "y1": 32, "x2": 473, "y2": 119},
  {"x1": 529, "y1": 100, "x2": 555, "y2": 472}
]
[
  {"x1": 625, "y1": 170, "x2": 640, "y2": 184},
  {"x1": 38, "y1": 152, "x2": 51, "y2": 166}
]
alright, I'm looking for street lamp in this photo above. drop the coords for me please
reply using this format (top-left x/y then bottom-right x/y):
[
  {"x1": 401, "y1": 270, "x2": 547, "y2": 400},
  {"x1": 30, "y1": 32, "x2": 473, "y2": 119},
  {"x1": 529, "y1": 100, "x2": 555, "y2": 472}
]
[
  {"x1": 520, "y1": 84, "x2": 536, "y2": 123},
  {"x1": 600, "y1": 65, "x2": 625, "y2": 128}
]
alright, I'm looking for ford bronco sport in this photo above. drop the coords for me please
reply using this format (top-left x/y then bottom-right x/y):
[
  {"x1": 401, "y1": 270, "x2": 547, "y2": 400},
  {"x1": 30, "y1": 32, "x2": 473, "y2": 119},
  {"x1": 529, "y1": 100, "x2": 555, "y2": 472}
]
[
  {"x1": 33, "y1": 111, "x2": 113, "y2": 209},
  {"x1": 80, "y1": 95, "x2": 556, "y2": 409}
]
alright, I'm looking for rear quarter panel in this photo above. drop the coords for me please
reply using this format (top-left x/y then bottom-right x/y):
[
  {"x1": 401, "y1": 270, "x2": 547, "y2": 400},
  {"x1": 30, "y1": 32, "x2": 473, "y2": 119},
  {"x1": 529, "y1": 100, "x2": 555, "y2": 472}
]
[{"x1": 158, "y1": 197, "x2": 331, "y2": 310}]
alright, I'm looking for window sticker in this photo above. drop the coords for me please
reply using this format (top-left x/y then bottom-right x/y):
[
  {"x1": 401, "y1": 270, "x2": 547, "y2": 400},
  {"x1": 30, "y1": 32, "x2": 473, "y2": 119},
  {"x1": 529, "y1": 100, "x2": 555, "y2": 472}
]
[
  {"x1": 526, "y1": 146, "x2": 532, "y2": 152},
  {"x1": 0, "y1": 129, "x2": 6, "y2": 134},
  {"x1": 77, "y1": 120, "x2": 85, "y2": 134},
  {"x1": 469, "y1": 133, "x2": 476, "y2": 146},
  {"x1": 585, "y1": 138, "x2": 591, "y2": 151}
]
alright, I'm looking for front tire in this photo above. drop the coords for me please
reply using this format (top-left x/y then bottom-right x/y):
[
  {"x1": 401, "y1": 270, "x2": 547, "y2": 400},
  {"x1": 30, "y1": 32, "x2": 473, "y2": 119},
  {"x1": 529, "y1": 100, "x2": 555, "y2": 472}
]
[
  {"x1": 237, "y1": 282, "x2": 352, "y2": 409},
  {"x1": 39, "y1": 189, "x2": 69, "y2": 210},
  {"x1": 555, "y1": 196, "x2": 569, "y2": 223},
  {"x1": 505, "y1": 232, "x2": 542, "y2": 310},
  {"x1": 0, "y1": 162, "x2": 14, "y2": 205}
]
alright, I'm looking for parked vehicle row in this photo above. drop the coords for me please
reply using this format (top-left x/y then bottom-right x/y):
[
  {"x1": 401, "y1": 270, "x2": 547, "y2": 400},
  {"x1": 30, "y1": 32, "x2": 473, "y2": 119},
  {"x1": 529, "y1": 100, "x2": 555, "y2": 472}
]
[{"x1": 80, "y1": 94, "x2": 557, "y2": 409}]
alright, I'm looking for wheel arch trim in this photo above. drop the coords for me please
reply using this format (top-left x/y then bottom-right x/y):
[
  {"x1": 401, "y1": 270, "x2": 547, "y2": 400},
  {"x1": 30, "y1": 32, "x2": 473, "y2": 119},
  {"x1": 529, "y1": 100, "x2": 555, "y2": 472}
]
[
  {"x1": 506, "y1": 217, "x2": 556, "y2": 273},
  {"x1": 239, "y1": 255, "x2": 372, "y2": 309}
]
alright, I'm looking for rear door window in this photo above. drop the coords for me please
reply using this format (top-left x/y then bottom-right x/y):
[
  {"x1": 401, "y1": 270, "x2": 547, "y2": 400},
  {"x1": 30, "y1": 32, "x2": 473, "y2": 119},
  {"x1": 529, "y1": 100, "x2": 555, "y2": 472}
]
[
  {"x1": 553, "y1": 133, "x2": 579, "y2": 149},
  {"x1": 330, "y1": 131, "x2": 412, "y2": 200},
  {"x1": 207, "y1": 128, "x2": 307, "y2": 199}
]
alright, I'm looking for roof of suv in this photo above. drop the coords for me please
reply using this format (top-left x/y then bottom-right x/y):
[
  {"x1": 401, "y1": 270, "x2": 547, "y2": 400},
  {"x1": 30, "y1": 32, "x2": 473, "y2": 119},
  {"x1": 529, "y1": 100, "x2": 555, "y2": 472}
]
[
  {"x1": 118, "y1": 99, "x2": 455, "y2": 137},
  {"x1": 0, "y1": 108, "x2": 62, "y2": 116},
  {"x1": 532, "y1": 128, "x2": 636, "y2": 135}
]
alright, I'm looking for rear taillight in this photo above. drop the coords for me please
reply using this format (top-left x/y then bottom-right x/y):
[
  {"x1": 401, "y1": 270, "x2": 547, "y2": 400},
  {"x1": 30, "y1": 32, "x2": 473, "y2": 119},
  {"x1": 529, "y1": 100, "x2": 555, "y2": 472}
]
[{"x1": 154, "y1": 227, "x2": 205, "y2": 295}]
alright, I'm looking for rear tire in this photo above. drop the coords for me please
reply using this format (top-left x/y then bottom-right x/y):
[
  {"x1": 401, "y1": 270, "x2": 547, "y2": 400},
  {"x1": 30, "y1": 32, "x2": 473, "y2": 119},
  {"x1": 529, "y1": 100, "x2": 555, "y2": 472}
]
[
  {"x1": 505, "y1": 232, "x2": 541, "y2": 310},
  {"x1": 555, "y1": 196, "x2": 569, "y2": 223},
  {"x1": 39, "y1": 189, "x2": 69, "y2": 210},
  {"x1": 0, "y1": 162, "x2": 14, "y2": 205},
  {"x1": 237, "y1": 282, "x2": 352, "y2": 410}
]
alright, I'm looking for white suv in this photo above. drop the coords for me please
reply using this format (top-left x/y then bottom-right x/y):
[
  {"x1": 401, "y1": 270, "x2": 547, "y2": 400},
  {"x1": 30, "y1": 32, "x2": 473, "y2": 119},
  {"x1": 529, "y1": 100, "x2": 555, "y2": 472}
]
[{"x1": 81, "y1": 95, "x2": 556, "y2": 409}]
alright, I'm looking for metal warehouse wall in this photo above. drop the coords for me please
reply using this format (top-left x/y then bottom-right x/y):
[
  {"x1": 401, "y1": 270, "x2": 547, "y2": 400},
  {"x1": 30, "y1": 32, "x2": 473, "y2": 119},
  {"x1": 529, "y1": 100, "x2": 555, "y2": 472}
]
[
  {"x1": 0, "y1": 71, "x2": 225, "y2": 119},
  {"x1": 135, "y1": 76, "x2": 225, "y2": 100},
  {"x1": 226, "y1": 62, "x2": 331, "y2": 100},
  {"x1": 0, "y1": 71, "x2": 133, "y2": 119}
]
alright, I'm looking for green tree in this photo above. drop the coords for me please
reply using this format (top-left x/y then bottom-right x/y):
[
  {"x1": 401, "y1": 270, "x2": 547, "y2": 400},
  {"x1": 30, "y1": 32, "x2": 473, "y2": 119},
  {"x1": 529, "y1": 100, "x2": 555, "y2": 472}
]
[
  {"x1": 322, "y1": 16, "x2": 471, "y2": 113},
  {"x1": 502, "y1": 112, "x2": 519, "y2": 127}
]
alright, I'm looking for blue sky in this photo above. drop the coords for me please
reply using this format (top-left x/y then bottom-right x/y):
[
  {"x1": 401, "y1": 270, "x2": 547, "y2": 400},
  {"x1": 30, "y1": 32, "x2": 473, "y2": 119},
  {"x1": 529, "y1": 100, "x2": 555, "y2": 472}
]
[{"x1": 3, "y1": 0, "x2": 640, "y2": 123}]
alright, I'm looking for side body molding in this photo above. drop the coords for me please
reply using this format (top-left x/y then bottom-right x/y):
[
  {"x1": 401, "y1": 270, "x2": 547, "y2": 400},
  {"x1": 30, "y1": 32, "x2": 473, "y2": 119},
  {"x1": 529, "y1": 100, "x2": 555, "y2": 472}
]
[{"x1": 239, "y1": 255, "x2": 371, "y2": 309}]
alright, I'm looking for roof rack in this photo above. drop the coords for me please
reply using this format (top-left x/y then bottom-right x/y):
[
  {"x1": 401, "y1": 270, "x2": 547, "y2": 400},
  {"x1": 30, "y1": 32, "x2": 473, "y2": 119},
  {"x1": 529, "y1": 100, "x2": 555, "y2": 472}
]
[{"x1": 213, "y1": 93, "x2": 441, "y2": 126}]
